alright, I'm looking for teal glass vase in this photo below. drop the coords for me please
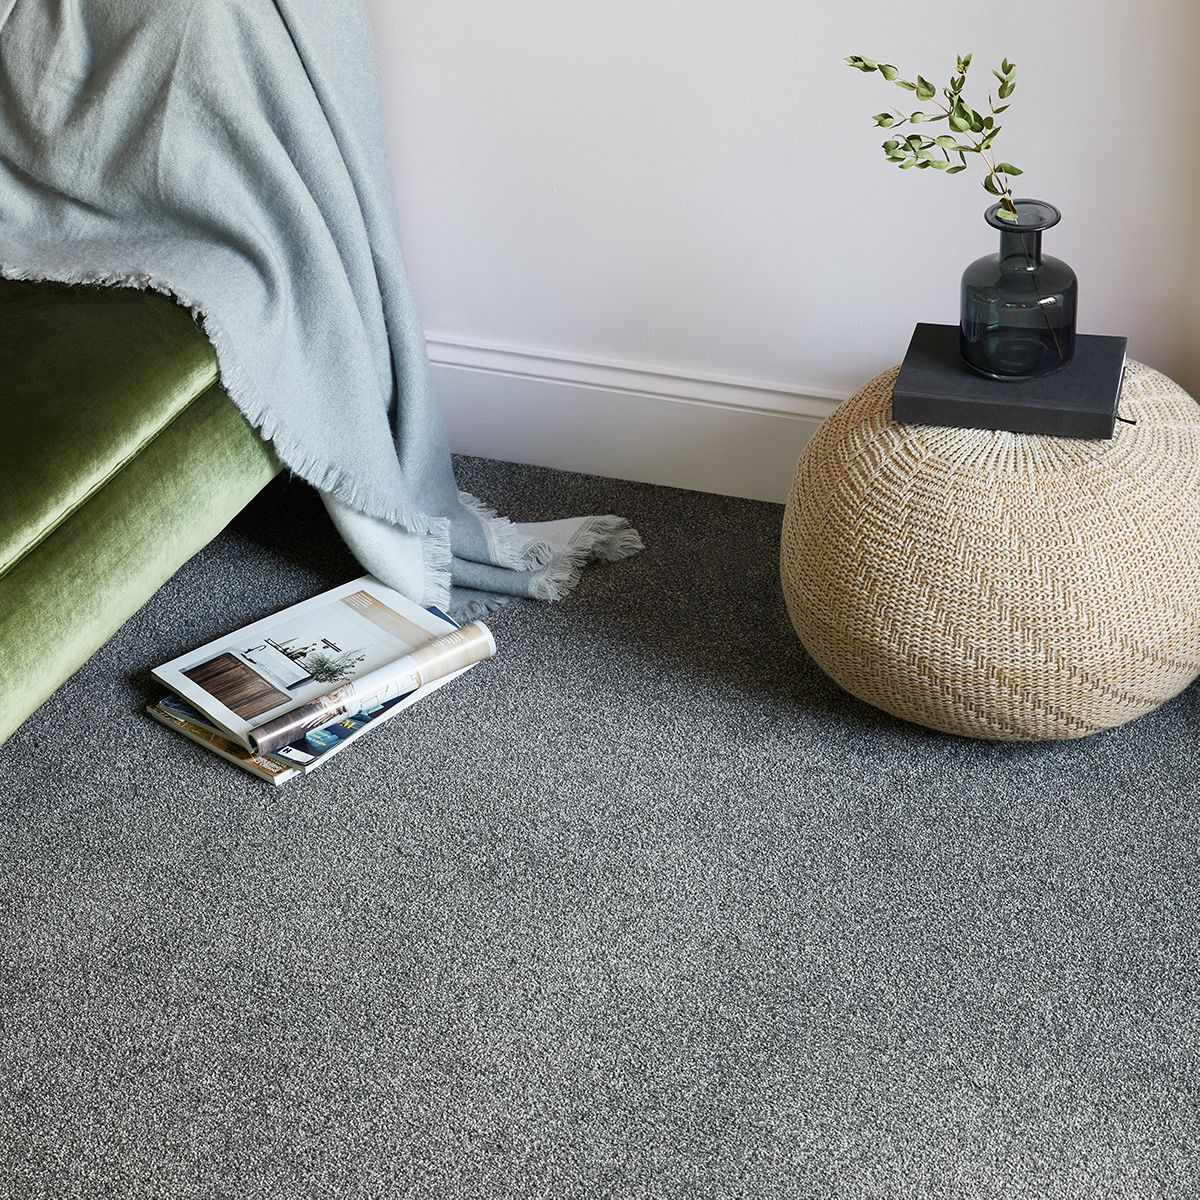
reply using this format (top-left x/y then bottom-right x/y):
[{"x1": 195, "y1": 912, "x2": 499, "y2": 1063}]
[{"x1": 960, "y1": 199, "x2": 1077, "y2": 381}]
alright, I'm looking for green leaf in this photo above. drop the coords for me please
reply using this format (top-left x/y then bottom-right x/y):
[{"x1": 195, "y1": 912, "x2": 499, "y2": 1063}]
[
  {"x1": 981, "y1": 127, "x2": 1000, "y2": 149},
  {"x1": 952, "y1": 74, "x2": 965, "y2": 92},
  {"x1": 915, "y1": 75, "x2": 936, "y2": 100},
  {"x1": 1001, "y1": 57, "x2": 1013, "y2": 75},
  {"x1": 928, "y1": 159, "x2": 950, "y2": 169},
  {"x1": 895, "y1": 79, "x2": 917, "y2": 91},
  {"x1": 882, "y1": 139, "x2": 900, "y2": 151},
  {"x1": 992, "y1": 103, "x2": 1009, "y2": 114},
  {"x1": 949, "y1": 113, "x2": 970, "y2": 132},
  {"x1": 999, "y1": 195, "x2": 1018, "y2": 212},
  {"x1": 998, "y1": 79, "x2": 1015, "y2": 99},
  {"x1": 934, "y1": 135, "x2": 957, "y2": 148},
  {"x1": 960, "y1": 52, "x2": 973, "y2": 69},
  {"x1": 945, "y1": 165, "x2": 967, "y2": 174},
  {"x1": 909, "y1": 111, "x2": 926, "y2": 123},
  {"x1": 915, "y1": 160, "x2": 931, "y2": 168},
  {"x1": 904, "y1": 134, "x2": 923, "y2": 149},
  {"x1": 993, "y1": 69, "x2": 1007, "y2": 84},
  {"x1": 873, "y1": 113, "x2": 896, "y2": 126},
  {"x1": 898, "y1": 159, "x2": 917, "y2": 169},
  {"x1": 983, "y1": 173, "x2": 1001, "y2": 195},
  {"x1": 879, "y1": 63, "x2": 899, "y2": 80},
  {"x1": 996, "y1": 162, "x2": 1023, "y2": 175}
]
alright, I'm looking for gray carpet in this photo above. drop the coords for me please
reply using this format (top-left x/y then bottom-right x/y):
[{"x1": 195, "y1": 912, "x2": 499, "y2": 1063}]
[{"x1": 1, "y1": 456, "x2": 1197, "y2": 1200}]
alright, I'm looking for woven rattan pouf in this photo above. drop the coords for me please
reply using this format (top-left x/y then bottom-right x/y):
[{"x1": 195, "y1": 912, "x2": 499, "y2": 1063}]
[{"x1": 780, "y1": 361, "x2": 1200, "y2": 740}]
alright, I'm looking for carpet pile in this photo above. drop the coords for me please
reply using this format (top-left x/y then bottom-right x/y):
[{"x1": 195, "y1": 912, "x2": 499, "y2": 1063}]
[{"x1": 1, "y1": 457, "x2": 1196, "y2": 1198}]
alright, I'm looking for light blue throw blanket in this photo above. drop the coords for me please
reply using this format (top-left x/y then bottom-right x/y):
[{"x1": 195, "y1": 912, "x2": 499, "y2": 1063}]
[{"x1": 0, "y1": 0, "x2": 641, "y2": 617}]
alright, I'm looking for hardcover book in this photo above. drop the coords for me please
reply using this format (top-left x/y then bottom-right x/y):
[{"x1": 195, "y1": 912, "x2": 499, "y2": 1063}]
[{"x1": 891, "y1": 323, "x2": 1128, "y2": 439}]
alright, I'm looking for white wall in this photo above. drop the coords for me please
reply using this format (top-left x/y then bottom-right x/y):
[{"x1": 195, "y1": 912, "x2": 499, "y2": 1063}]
[{"x1": 365, "y1": 0, "x2": 1200, "y2": 501}]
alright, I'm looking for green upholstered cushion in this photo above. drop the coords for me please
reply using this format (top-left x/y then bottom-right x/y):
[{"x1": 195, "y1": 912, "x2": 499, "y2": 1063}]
[
  {"x1": 0, "y1": 280, "x2": 279, "y2": 744},
  {"x1": 0, "y1": 279, "x2": 222, "y2": 577}
]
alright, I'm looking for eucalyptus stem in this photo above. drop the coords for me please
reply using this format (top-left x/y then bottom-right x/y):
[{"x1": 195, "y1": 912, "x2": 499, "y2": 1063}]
[{"x1": 844, "y1": 51, "x2": 1024, "y2": 221}]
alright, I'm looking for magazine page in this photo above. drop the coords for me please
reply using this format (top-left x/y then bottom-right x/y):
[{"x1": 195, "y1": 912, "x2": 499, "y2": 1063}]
[{"x1": 151, "y1": 576, "x2": 457, "y2": 748}]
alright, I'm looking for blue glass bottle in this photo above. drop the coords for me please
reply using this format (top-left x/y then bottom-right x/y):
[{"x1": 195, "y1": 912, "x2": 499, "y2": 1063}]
[{"x1": 960, "y1": 199, "x2": 1077, "y2": 381}]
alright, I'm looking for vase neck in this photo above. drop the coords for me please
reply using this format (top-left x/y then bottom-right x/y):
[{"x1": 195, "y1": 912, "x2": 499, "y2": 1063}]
[{"x1": 998, "y1": 228, "x2": 1043, "y2": 268}]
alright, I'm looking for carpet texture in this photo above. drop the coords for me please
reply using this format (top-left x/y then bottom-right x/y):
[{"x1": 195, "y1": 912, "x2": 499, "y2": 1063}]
[{"x1": 1, "y1": 457, "x2": 1197, "y2": 1200}]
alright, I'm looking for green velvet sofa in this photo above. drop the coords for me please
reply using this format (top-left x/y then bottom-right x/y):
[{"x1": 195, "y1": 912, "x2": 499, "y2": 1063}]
[{"x1": 0, "y1": 279, "x2": 280, "y2": 744}]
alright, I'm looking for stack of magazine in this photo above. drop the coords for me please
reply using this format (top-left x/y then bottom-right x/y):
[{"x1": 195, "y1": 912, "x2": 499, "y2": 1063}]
[{"x1": 147, "y1": 576, "x2": 495, "y2": 785}]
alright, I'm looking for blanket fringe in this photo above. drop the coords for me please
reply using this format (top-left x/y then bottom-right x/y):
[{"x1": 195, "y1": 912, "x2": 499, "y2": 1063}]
[
  {"x1": 419, "y1": 519, "x2": 454, "y2": 613},
  {"x1": 530, "y1": 516, "x2": 646, "y2": 602},
  {"x1": 450, "y1": 590, "x2": 521, "y2": 623},
  {"x1": 582, "y1": 516, "x2": 648, "y2": 564},
  {"x1": 457, "y1": 490, "x2": 555, "y2": 571}
]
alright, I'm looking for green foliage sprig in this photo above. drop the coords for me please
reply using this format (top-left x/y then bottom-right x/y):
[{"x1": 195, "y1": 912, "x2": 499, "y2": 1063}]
[{"x1": 844, "y1": 51, "x2": 1022, "y2": 221}]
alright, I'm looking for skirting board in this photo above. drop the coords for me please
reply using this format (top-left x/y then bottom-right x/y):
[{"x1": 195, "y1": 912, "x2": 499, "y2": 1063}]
[{"x1": 427, "y1": 336, "x2": 849, "y2": 504}]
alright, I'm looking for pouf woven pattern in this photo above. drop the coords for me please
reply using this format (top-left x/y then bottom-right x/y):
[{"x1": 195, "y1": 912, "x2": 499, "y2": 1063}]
[{"x1": 780, "y1": 361, "x2": 1200, "y2": 740}]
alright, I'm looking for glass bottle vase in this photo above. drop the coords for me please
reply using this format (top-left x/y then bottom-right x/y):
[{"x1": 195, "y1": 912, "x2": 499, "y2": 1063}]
[{"x1": 960, "y1": 198, "x2": 1077, "y2": 381}]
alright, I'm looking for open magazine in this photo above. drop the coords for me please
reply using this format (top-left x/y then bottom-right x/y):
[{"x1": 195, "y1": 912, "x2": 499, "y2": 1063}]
[{"x1": 146, "y1": 576, "x2": 495, "y2": 784}]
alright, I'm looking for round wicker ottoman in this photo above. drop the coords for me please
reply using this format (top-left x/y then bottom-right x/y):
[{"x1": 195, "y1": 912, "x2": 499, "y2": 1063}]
[{"x1": 780, "y1": 361, "x2": 1200, "y2": 740}]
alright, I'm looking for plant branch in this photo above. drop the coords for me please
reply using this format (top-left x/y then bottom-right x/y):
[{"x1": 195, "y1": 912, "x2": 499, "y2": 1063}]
[{"x1": 847, "y1": 51, "x2": 1021, "y2": 217}]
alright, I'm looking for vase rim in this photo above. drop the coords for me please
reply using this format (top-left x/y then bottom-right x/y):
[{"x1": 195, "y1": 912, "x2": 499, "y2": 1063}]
[{"x1": 985, "y1": 198, "x2": 1061, "y2": 233}]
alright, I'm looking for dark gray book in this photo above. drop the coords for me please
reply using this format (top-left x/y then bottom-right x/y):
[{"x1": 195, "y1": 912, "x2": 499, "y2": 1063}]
[{"x1": 892, "y1": 323, "x2": 1128, "y2": 439}]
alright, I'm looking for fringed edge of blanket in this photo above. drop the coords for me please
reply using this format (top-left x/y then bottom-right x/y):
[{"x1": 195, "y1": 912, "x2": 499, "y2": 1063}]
[
  {"x1": 529, "y1": 516, "x2": 647, "y2": 602},
  {"x1": 457, "y1": 490, "x2": 555, "y2": 571},
  {"x1": 451, "y1": 589, "x2": 521, "y2": 624},
  {"x1": 457, "y1": 490, "x2": 646, "y2": 604},
  {"x1": 420, "y1": 517, "x2": 454, "y2": 615}
]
